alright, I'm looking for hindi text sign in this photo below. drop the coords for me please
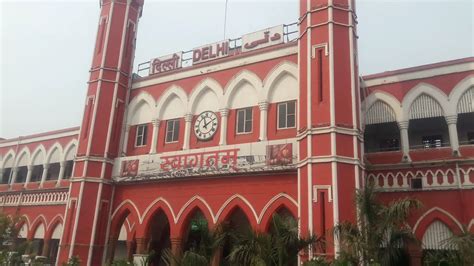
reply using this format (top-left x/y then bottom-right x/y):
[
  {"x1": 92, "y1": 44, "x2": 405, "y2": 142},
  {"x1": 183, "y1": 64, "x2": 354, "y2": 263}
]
[
  {"x1": 149, "y1": 52, "x2": 182, "y2": 75},
  {"x1": 242, "y1": 25, "x2": 284, "y2": 52}
]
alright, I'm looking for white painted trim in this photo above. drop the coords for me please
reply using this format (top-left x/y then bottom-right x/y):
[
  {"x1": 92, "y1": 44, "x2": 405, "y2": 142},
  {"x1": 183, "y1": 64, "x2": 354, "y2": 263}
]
[
  {"x1": 214, "y1": 194, "x2": 259, "y2": 224},
  {"x1": 188, "y1": 78, "x2": 224, "y2": 114},
  {"x1": 139, "y1": 197, "x2": 177, "y2": 224},
  {"x1": 127, "y1": 92, "x2": 156, "y2": 126},
  {"x1": 156, "y1": 85, "x2": 188, "y2": 120},
  {"x1": 0, "y1": 130, "x2": 79, "y2": 148},
  {"x1": 362, "y1": 91, "x2": 402, "y2": 125},
  {"x1": 364, "y1": 62, "x2": 474, "y2": 87},
  {"x1": 176, "y1": 195, "x2": 216, "y2": 224},
  {"x1": 312, "y1": 185, "x2": 333, "y2": 202},
  {"x1": 448, "y1": 74, "x2": 474, "y2": 115},
  {"x1": 262, "y1": 61, "x2": 298, "y2": 103},
  {"x1": 257, "y1": 193, "x2": 298, "y2": 222},
  {"x1": 14, "y1": 147, "x2": 31, "y2": 167},
  {"x1": 45, "y1": 143, "x2": 64, "y2": 165},
  {"x1": 224, "y1": 70, "x2": 262, "y2": 109},
  {"x1": 62, "y1": 139, "x2": 78, "y2": 162},
  {"x1": 413, "y1": 207, "x2": 463, "y2": 234},
  {"x1": 29, "y1": 145, "x2": 47, "y2": 166},
  {"x1": 401, "y1": 83, "x2": 450, "y2": 120},
  {"x1": 132, "y1": 45, "x2": 298, "y2": 90},
  {"x1": 46, "y1": 214, "x2": 64, "y2": 232}
]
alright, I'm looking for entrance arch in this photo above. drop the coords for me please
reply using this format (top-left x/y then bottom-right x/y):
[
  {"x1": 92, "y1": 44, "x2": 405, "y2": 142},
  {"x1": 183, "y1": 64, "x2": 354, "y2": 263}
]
[{"x1": 147, "y1": 210, "x2": 171, "y2": 266}]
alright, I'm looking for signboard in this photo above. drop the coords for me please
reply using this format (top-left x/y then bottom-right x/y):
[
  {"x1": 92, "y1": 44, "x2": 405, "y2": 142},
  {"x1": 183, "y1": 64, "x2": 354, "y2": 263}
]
[
  {"x1": 149, "y1": 52, "x2": 182, "y2": 75},
  {"x1": 114, "y1": 141, "x2": 297, "y2": 182},
  {"x1": 241, "y1": 25, "x2": 284, "y2": 52},
  {"x1": 192, "y1": 41, "x2": 229, "y2": 64}
]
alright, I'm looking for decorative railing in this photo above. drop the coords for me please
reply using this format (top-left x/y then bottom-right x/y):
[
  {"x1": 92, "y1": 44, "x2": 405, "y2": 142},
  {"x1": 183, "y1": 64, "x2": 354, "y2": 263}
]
[
  {"x1": 135, "y1": 22, "x2": 298, "y2": 77},
  {"x1": 368, "y1": 167, "x2": 474, "y2": 191},
  {"x1": 0, "y1": 189, "x2": 69, "y2": 207}
]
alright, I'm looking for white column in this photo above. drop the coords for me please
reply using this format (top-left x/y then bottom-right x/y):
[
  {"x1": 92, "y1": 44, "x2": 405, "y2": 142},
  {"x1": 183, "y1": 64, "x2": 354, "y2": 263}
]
[
  {"x1": 122, "y1": 125, "x2": 131, "y2": 155},
  {"x1": 258, "y1": 101, "x2": 269, "y2": 141},
  {"x1": 56, "y1": 161, "x2": 66, "y2": 187},
  {"x1": 398, "y1": 121, "x2": 410, "y2": 161},
  {"x1": 24, "y1": 165, "x2": 34, "y2": 188},
  {"x1": 9, "y1": 167, "x2": 18, "y2": 186},
  {"x1": 445, "y1": 115, "x2": 460, "y2": 155},
  {"x1": 183, "y1": 113, "x2": 193, "y2": 150},
  {"x1": 150, "y1": 119, "x2": 160, "y2": 154},
  {"x1": 219, "y1": 108, "x2": 229, "y2": 146},
  {"x1": 39, "y1": 163, "x2": 49, "y2": 187}
]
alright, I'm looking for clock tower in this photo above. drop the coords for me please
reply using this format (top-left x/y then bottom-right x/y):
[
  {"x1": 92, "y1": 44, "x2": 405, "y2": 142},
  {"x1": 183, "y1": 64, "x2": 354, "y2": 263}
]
[{"x1": 57, "y1": 0, "x2": 144, "y2": 264}]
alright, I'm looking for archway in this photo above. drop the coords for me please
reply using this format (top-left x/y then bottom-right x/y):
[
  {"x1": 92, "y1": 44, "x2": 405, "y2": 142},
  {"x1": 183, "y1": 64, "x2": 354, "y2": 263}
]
[
  {"x1": 48, "y1": 223, "x2": 62, "y2": 264},
  {"x1": 113, "y1": 223, "x2": 130, "y2": 261},
  {"x1": 31, "y1": 223, "x2": 45, "y2": 256},
  {"x1": 267, "y1": 207, "x2": 299, "y2": 266},
  {"x1": 421, "y1": 220, "x2": 457, "y2": 264},
  {"x1": 221, "y1": 207, "x2": 252, "y2": 265},
  {"x1": 148, "y1": 210, "x2": 171, "y2": 266},
  {"x1": 182, "y1": 209, "x2": 209, "y2": 254}
]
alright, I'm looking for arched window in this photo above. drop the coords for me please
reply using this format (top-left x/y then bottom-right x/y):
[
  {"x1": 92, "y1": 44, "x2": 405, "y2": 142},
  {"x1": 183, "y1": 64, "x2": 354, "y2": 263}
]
[
  {"x1": 364, "y1": 101, "x2": 400, "y2": 152},
  {"x1": 408, "y1": 94, "x2": 449, "y2": 149},
  {"x1": 457, "y1": 87, "x2": 474, "y2": 146}
]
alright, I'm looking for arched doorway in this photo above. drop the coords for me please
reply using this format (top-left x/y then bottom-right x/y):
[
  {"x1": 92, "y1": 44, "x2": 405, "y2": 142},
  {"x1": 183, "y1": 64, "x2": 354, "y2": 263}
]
[
  {"x1": 421, "y1": 220, "x2": 458, "y2": 264},
  {"x1": 182, "y1": 209, "x2": 209, "y2": 254},
  {"x1": 148, "y1": 210, "x2": 171, "y2": 266},
  {"x1": 48, "y1": 223, "x2": 62, "y2": 264},
  {"x1": 113, "y1": 223, "x2": 130, "y2": 261},
  {"x1": 267, "y1": 207, "x2": 299, "y2": 266},
  {"x1": 221, "y1": 207, "x2": 251, "y2": 265},
  {"x1": 31, "y1": 223, "x2": 45, "y2": 256}
]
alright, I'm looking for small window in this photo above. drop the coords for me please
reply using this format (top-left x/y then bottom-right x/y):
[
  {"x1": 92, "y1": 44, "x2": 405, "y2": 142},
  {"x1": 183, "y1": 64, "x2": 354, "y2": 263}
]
[
  {"x1": 422, "y1": 135, "x2": 442, "y2": 148},
  {"x1": 277, "y1": 101, "x2": 296, "y2": 129},
  {"x1": 236, "y1": 107, "x2": 253, "y2": 134},
  {"x1": 166, "y1": 119, "x2": 180, "y2": 143},
  {"x1": 135, "y1": 124, "x2": 148, "y2": 147}
]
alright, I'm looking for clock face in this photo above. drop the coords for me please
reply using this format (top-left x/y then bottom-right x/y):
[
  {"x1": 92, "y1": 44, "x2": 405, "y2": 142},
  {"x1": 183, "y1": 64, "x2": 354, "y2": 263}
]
[{"x1": 194, "y1": 111, "x2": 219, "y2": 140}]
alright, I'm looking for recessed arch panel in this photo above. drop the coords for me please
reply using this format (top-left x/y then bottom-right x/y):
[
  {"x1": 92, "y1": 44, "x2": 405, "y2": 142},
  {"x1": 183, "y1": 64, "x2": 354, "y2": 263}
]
[{"x1": 365, "y1": 100, "x2": 397, "y2": 125}]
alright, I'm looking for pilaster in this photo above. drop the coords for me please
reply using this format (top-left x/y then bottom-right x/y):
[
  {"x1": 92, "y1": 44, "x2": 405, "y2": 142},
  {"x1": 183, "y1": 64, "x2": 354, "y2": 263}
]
[
  {"x1": 258, "y1": 102, "x2": 269, "y2": 141},
  {"x1": 183, "y1": 113, "x2": 193, "y2": 150},
  {"x1": 219, "y1": 108, "x2": 229, "y2": 145}
]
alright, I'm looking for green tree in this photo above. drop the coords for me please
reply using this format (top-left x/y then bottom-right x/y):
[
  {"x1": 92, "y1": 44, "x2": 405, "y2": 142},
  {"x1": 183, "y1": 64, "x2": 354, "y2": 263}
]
[
  {"x1": 0, "y1": 213, "x2": 29, "y2": 265},
  {"x1": 227, "y1": 214, "x2": 318, "y2": 266},
  {"x1": 423, "y1": 225, "x2": 474, "y2": 266},
  {"x1": 162, "y1": 219, "x2": 230, "y2": 266},
  {"x1": 333, "y1": 181, "x2": 421, "y2": 265}
]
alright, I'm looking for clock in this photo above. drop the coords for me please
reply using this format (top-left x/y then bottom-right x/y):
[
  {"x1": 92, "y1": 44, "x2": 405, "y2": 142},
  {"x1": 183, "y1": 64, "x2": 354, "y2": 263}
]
[{"x1": 194, "y1": 111, "x2": 219, "y2": 140}]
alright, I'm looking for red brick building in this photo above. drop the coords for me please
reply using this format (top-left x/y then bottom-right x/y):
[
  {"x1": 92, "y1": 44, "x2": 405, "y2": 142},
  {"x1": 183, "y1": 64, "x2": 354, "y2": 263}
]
[{"x1": 0, "y1": 0, "x2": 472, "y2": 265}]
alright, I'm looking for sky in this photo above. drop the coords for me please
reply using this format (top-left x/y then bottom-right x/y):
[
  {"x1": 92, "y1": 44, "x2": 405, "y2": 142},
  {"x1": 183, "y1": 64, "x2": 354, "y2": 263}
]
[{"x1": 0, "y1": 0, "x2": 472, "y2": 139}]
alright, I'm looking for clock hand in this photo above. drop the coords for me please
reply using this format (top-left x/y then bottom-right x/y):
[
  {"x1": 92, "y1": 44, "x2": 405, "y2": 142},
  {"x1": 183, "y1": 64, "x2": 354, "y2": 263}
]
[
  {"x1": 202, "y1": 118, "x2": 210, "y2": 129},
  {"x1": 203, "y1": 117, "x2": 216, "y2": 128}
]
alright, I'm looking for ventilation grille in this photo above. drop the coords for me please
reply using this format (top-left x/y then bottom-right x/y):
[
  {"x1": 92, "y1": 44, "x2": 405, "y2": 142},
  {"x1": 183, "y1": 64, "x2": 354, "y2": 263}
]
[
  {"x1": 422, "y1": 220, "x2": 455, "y2": 250},
  {"x1": 410, "y1": 94, "x2": 443, "y2": 119},
  {"x1": 366, "y1": 101, "x2": 396, "y2": 125},
  {"x1": 457, "y1": 87, "x2": 474, "y2": 114}
]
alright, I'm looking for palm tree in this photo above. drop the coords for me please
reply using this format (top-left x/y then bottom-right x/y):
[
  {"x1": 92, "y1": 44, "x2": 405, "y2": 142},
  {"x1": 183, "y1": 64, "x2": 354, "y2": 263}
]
[
  {"x1": 161, "y1": 219, "x2": 229, "y2": 266},
  {"x1": 423, "y1": 225, "x2": 474, "y2": 266},
  {"x1": 333, "y1": 180, "x2": 422, "y2": 265},
  {"x1": 227, "y1": 214, "x2": 318, "y2": 266}
]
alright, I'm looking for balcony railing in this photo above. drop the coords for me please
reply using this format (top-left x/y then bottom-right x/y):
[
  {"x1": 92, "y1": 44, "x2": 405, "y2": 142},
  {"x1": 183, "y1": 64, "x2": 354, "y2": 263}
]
[
  {"x1": 135, "y1": 22, "x2": 299, "y2": 78},
  {"x1": 0, "y1": 189, "x2": 69, "y2": 207}
]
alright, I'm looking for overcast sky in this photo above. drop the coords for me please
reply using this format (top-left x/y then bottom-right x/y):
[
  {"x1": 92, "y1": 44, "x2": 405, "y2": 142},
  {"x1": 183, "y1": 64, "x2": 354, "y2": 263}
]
[{"x1": 0, "y1": 0, "x2": 472, "y2": 139}]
